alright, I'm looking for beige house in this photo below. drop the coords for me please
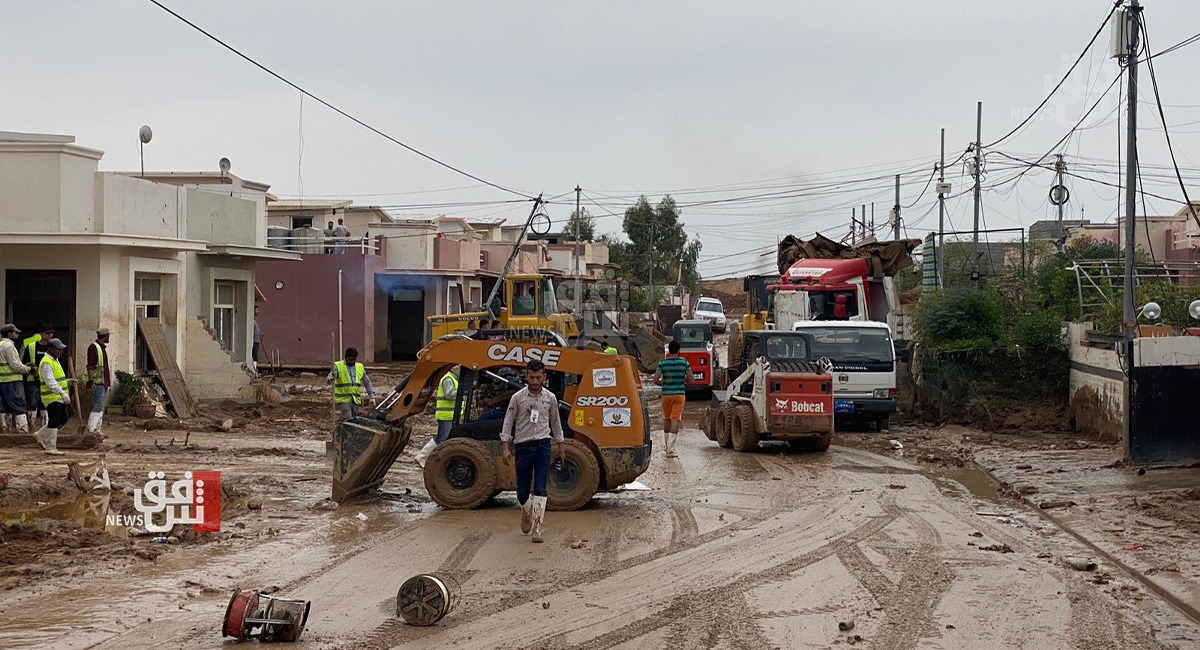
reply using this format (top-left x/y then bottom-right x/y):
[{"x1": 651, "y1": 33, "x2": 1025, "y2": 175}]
[{"x1": 0, "y1": 131, "x2": 297, "y2": 401}]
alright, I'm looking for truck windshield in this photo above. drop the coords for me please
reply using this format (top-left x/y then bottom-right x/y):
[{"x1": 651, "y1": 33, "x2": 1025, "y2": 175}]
[
  {"x1": 541, "y1": 278, "x2": 559, "y2": 316},
  {"x1": 764, "y1": 335, "x2": 809, "y2": 360},
  {"x1": 696, "y1": 300, "x2": 722, "y2": 313},
  {"x1": 808, "y1": 290, "x2": 858, "y2": 320},
  {"x1": 803, "y1": 327, "x2": 893, "y2": 363}
]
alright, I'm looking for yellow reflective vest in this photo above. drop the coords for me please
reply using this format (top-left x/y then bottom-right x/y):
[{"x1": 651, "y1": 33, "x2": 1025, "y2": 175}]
[
  {"x1": 435, "y1": 372, "x2": 459, "y2": 422},
  {"x1": 39, "y1": 356, "x2": 69, "y2": 405},
  {"x1": 0, "y1": 339, "x2": 21, "y2": 383},
  {"x1": 333, "y1": 360, "x2": 364, "y2": 405}
]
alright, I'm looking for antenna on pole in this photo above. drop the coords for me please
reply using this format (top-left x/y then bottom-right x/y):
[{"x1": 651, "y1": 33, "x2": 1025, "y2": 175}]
[{"x1": 138, "y1": 125, "x2": 153, "y2": 178}]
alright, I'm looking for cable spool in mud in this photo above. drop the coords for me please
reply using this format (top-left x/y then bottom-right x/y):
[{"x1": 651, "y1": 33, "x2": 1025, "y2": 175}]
[
  {"x1": 396, "y1": 573, "x2": 461, "y2": 627},
  {"x1": 222, "y1": 589, "x2": 311, "y2": 642}
]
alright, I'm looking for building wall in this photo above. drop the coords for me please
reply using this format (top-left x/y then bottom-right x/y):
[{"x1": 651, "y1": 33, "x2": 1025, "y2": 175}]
[
  {"x1": 255, "y1": 254, "x2": 382, "y2": 366},
  {"x1": 184, "y1": 315, "x2": 255, "y2": 401},
  {"x1": 374, "y1": 223, "x2": 435, "y2": 270},
  {"x1": 0, "y1": 142, "x2": 102, "y2": 232},
  {"x1": 185, "y1": 187, "x2": 257, "y2": 247},
  {"x1": 96, "y1": 174, "x2": 185, "y2": 239},
  {"x1": 1068, "y1": 322, "x2": 1124, "y2": 443}
]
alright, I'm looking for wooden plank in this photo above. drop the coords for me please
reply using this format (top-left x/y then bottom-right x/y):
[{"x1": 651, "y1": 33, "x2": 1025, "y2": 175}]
[{"x1": 137, "y1": 317, "x2": 196, "y2": 418}]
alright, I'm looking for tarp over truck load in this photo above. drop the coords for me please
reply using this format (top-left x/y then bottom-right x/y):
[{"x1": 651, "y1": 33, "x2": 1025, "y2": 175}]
[{"x1": 777, "y1": 233, "x2": 921, "y2": 279}]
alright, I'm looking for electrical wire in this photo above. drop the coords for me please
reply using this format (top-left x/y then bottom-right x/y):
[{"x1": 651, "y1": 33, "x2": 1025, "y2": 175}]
[
  {"x1": 1141, "y1": 17, "x2": 1200, "y2": 229},
  {"x1": 985, "y1": 1, "x2": 1122, "y2": 148},
  {"x1": 901, "y1": 167, "x2": 938, "y2": 209},
  {"x1": 146, "y1": 0, "x2": 535, "y2": 199}
]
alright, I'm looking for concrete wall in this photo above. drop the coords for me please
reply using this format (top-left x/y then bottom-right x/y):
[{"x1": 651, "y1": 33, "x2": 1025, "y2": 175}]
[
  {"x1": 185, "y1": 187, "x2": 257, "y2": 247},
  {"x1": 374, "y1": 223, "x2": 435, "y2": 270},
  {"x1": 184, "y1": 316, "x2": 254, "y2": 401},
  {"x1": 0, "y1": 142, "x2": 102, "y2": 232},
  {"x1": 1068, "y1": 322, "x2": 1125, "y2": 442},
  {"x1": 433, "y1": 237, "x2": 482, "y2": 271},
  {"x1": 97, "y1": 174, "x2": 185, "y2": 239},
  {"x1": 255, "y1": 254, "x2": 383, "y2": 366}
]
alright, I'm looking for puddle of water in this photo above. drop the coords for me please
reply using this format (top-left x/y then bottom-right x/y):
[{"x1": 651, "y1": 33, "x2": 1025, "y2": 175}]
[
  {"x1": 0, "y1": 492, "x2": 129, "y2": 538},
  {"x1": 936, "y1": 467, "x2": 1002, "y2": 503}
]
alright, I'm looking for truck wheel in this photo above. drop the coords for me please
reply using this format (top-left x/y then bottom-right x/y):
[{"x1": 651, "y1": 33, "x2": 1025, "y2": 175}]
[
  {"x1": 731, "y1": 404, "x2": 759, "y2": 452},
  {"x1": 701, "y1": 407, "x2": 717, "y2": 441},
  {"x1": 715, "y1": 403, "x2": 734, "y2": 448},
  {"x1": 875, "y1": 416, "x2": 891, "y2": 432},
  {"x1": 424, "y1": 439, "x2": 497, "y2": 509},
  {"x1": 547, "y1": 439, "x2": 600, "y2": 511},
  {"x1": 811, "y1": 432, "x2": 832, "y2": 452}
]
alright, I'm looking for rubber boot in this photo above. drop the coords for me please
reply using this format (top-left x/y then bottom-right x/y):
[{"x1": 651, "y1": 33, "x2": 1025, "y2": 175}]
[
  {"x1": 665, "y1": 432, "x2": 677, "y2": 458},
  {"x1": 43, "y1": 427, "x2": 64, "y2": 455},
  {"x1": 15, "y1": 414, "x2": 29, "y2": 434},
  {"x1": 530, "y1": 495, "x2": 547, "y2": 543},
  {"x1": 414, "y1": 439, "x2": 438, "y2": 468},
  {"x1": 38, "y1": 410, "x2": 47, "y2": 426},
  {"x1": 86, "y1": 412, "x2": 100, "y2": 433},
  {"x1": 32, "y1": 425, "x2": 48, "y2": 449},
  {"x1": 520, "y1": 499, "x2": 533, "y2": 535},
  {"x1": 95, "y1": 412, "x2": 104, "y2": 435}
]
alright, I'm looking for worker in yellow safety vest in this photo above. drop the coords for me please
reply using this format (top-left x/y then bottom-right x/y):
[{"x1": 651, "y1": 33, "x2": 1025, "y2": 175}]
[
  {"x1": 416, "y1": 366, "x2": 460, "y2": 467},
  {"x1": 326, "y1": 347, "x2": 376, "y2": 421},
  {"x1": 21, "y1": 324, "x2": 54, "y2": 428},
  {"x1": 86, "y1": 327, "x2": 112, "y2": 434},
  {"x1": 33, "y1": 338, "x2": 72, "y2": 455},
  {"x1": 0, "y1": 324, "x2": 32, "y2": 433},
  {"x1": 604, "y1": 345, "x2": 618, "y2": 355}
]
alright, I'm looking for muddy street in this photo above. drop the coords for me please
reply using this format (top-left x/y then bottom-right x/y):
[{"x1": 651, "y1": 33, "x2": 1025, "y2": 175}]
[{"x1": 2, "y1": 392, "x2": 1198, "y2": 649}]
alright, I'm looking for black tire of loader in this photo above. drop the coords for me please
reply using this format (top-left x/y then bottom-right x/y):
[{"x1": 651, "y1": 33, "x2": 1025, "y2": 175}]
[
  {"x1": 731, "y1": 404, "x2": 759, "y2": 452},
  {"x1": 424, "y1": 438, "x2": 497, "y2": 509},
  {"x1": 787, "y1": 432, "x2": 832, "y2": 452},
  {"x1": 547, "y1": 439, "x2": 601, "y2": 511},
  {"x1": 715, "y1": 402, "x2": 734, "y2": 448}
]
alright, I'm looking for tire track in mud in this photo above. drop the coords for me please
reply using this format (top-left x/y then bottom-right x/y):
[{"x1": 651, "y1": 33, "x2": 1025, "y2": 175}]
[
  {"x1": 532, "y1": 499, "x2": 902, "y2": 650},
  {"x1": 1066, "y1": 580, "x2": 1172, "y2": 650},
  {"x1": 355, "y1": 448, "x2": 867, "y2": 649}
]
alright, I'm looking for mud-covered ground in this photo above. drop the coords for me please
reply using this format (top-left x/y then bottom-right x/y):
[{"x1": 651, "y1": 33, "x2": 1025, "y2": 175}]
[{"x1": 0, "y1": 371, "x2": 1198, "y2": 649}]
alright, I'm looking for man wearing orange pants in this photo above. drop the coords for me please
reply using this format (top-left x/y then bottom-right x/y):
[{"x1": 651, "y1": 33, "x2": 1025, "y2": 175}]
[{"x1": 655, "y1": 340, "x2": 689, "y2": 458}]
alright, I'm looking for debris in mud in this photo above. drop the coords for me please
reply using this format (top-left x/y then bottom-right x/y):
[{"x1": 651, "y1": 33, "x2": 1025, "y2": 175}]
[
  {"x1": 1038, "y1": 499, "x2": 1075, "y2": 510},
  {"x1": 247, "y1": 498, "x2": 263, "y2": 511},
  {"x1": 979, "y1": 543, "x2": 1014, "y2": 553},
  {"x1": 1063, "y1": 557, "x2": 1097, "y2": 572},
  {"x1": 838, "y1": 619, "x2": 855, "y2": 632},
  {"x1": 67, "y1": 458, "x2": 111, "y2": 492},
  {"x1": 542, "y1": 602, "x2": 550, "y2": 609},
  {"x1": 569, "y1": 539, "x2": 587, "y2": 550},
  {"x1": 969, "y1": 532, "x2": 983, "y2": 538},
  {"x1": 355, "y1": 512, "x2": 368, "y2": 521},
  {"x1": 886, "y1": 484, "x2": 906, "y2": 490},
  {"x1": 889, "y1": 439, "x2": 904, "y2": 450},
  {"x1": 223, "y1": 588, "x2": 311, "y2": 642},
  {"x1": 1015, "y1": 464, "x2": 1033, "y2": 470}
]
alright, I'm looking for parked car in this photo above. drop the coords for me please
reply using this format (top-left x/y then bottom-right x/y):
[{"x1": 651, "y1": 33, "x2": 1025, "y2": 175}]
[{"x1": 693, "y1": 297, "x2": 727, "y2": 332}]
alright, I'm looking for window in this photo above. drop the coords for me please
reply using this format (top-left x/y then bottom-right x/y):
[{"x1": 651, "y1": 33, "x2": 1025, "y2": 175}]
[
  {"x1": 213, "y1": 281, "x2": 237, "y2": 352},
  {"x1": 540, "y1": 278, "x2": 558, "y2": 317},
  {"x1": 802, "y1": 327, "x2": 894, "y2": 363},
  {"x1": 675, "y1": 325, "x2": 708, "y2": 346},
  {"x1": 764, "y1": 335, "x2": 810, "y2": 361},
  {"x1": 134, "y1": 276, "x2": 162, "y2": 372},
  {"x1": 290, "y1": 216, "x2": 314, "y2": 229},
  {"x1": 696, "y1": 299, "x2": 723, "y2": 314},
  {"x1": 511, "y1": 280, "x2": 536, "y2": 316}
]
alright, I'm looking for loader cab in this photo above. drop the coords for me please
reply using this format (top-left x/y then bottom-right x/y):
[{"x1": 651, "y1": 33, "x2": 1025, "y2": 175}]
[
  {"x1": 732, "y1": 330, "x2": 815, "y2": 394},
  {"x1": 444, "y1": 365, "x2": 571, "y2": 443},
  {"x1": 671, "y1": 319, "x2": 718, "y2": 390}
]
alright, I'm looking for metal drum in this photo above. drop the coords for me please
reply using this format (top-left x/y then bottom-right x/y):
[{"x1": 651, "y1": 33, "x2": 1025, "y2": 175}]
[
  {"x1": 222, "y1": 588, "x2": 311, "y2": 642},
  {"x1": 396, "y1": 573, "x2": 460, "y2": 627}
]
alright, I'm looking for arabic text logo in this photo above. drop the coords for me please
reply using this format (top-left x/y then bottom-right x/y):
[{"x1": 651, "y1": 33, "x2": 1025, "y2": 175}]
[{"x1": 107, "y1": 470, "x2": 221, "y2": 533}]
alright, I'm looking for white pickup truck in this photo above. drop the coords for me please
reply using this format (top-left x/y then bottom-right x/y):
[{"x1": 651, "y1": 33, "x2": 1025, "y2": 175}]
[{"x1": 791, "y1": 320, "x2": 897, "y2": 431}]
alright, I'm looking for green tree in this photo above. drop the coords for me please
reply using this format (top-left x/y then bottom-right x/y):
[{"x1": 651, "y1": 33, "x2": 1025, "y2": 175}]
[
  {"x1": 605, "y1": 196, "x2": 702, "y2": 310},
  {"x1": 561, "y1": 208, "x2": 595, "y2": 242}
]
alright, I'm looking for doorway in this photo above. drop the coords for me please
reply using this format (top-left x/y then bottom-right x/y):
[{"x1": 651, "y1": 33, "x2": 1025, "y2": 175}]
[
  {"x1": 388, "y1": 287, "x2": 425, "y2": 360},
  {"x1": 4, "y1": 270, "x2": 76, "y2": 345}
]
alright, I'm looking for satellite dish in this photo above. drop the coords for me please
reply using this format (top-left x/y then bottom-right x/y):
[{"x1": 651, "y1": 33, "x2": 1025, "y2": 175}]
[
  {"x1": 1189, "y1": 299, "x2": 1200, "y2": 321},
  {"x1": 219, "y1": 157, "x2": 231, "y2": 175},
  {"x1": 1140, "y1": 302, "x2": 1162, "y2": 321},
  {"x1": 138, "y1": 125, "x2": 153, "y2": 144}
]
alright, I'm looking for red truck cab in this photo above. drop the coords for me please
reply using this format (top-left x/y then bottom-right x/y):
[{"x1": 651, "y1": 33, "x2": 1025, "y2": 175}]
[{"x1": 671, "y1": 320, "x2": 720, "y2": 394}]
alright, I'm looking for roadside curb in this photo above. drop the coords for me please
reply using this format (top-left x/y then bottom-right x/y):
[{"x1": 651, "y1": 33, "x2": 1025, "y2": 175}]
[{"x1": 970, "y1": 459, "x2": 1200, "y2": 626}]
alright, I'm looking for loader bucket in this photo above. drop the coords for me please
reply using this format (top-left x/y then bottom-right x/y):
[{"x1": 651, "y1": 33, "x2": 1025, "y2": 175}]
[
  {"x1": 631, "y1": 323, "x2": 666, "y2": 373},
  {"x1": 331, "y1": 416, "x2": 412, "y2": 503}
]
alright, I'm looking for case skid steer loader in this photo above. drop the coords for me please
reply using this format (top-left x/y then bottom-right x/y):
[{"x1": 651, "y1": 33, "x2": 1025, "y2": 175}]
[{"x1": 331, "y1": 330, "x2": 652, "y2": 510}]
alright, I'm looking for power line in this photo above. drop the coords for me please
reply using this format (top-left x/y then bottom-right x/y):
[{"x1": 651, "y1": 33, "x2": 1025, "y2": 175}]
[
  {"x1": 146, "y1": 0, "x2": 534, "y2": 199},
  {"x1": 984, "y1": 1, "x2": 1122, "y2": 148},
  {"x1": 1141, "y1": 17, "x2": 1200, "y2": 229}
]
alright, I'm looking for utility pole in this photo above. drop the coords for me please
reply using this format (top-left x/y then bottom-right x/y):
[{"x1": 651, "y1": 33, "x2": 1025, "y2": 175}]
[
  {"x1": 1122, "y1": 0, "x2": 1142, "y2": 337},
  {"x1": 648, "y1": 220, "x2": 656, "y2": 310},
  {"x1": 1053, "y1": 155, "x2": 1066, "y2": 253},
  {"x1": 937, "y1": 128, "x2": 946, "y2": 290},
  {"x1": 574, "y1": 185, "x2": 582, "y2": 314},
  {"x1": 871, "y1": 202, "x2": 875, "y2": 235},
  {"x1": 971, "y1": 101, "x2": 983, "y2": 286},
  {"x1": 892, "y1": 174, "x2": 902, "y2": 240},
  {"x1": 851, "y1": 208, "x2": 857, "y2": 244}
]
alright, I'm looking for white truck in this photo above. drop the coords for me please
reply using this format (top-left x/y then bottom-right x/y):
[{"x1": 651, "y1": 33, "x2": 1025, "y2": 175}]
[{"x1": 791, "y1": 320, "x2": 897, "y2": 431}]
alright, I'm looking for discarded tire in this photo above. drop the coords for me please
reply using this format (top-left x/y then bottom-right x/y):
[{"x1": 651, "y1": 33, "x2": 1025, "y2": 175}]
[
  {"x1": 397, "y1": 574, "x2": 459, "y2": 626},
  {"x1": 715, "y1": 402, "x2": 734, "y2": 448},
  {"x1": 547, "y1": 439, "x2": 600, "y2": 511},
  {"x1": 424, "y1": 438, "x2": 497, "y2": 509},
  {"x1": 731, "y1": 404, "x2": 759, "y2": 452}
]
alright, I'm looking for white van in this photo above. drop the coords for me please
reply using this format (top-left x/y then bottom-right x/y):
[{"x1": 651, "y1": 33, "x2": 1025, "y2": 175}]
[{"x1": 792, "y1": 320, "x2": 897, "y2": 431}]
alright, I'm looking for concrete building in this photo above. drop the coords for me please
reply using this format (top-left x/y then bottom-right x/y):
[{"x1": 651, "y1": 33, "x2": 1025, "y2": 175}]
[
  {"x1": 256, "y1": 206, "x2": 614, "y2": 365},
  {"x1": 0, "y1": 131, "x2": 297, "y2": 401}
]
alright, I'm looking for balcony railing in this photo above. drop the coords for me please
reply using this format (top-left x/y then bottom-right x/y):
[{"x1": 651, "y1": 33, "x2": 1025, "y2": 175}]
[{"x1": 266, "y1": 234, "x2": 380, "y2": 255}]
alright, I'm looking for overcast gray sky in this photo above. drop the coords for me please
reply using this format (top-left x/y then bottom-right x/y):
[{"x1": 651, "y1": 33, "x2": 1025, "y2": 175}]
[{"x1": 7, "y1": 1, "x2": 1200, "y2": 276}]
